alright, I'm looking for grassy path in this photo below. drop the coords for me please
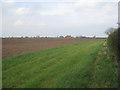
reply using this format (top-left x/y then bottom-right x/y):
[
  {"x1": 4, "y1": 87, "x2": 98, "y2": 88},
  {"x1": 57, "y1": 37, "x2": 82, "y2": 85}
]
[
  {"x1": 2, "y1": 40, "x2": 118, "y2": 88},
  {"x1": 88, "y1": 42, "x2": 118, "y2": 88}
]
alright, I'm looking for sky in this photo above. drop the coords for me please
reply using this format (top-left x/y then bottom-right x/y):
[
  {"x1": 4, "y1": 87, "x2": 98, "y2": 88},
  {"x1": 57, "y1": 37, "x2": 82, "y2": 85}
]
[{"x1": 1, "y1": 0, "x2": 119, "y2": 37}]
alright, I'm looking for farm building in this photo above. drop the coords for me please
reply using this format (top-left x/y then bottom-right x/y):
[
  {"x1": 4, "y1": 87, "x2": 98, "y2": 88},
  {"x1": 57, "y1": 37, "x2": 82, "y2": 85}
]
[{"x1": 65, "y1": 35, "x2": 74, "y2": 39}]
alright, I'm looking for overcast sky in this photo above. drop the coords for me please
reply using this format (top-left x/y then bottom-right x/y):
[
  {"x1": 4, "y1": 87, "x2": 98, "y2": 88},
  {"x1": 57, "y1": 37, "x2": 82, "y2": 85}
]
[{"x1": 1, "y1": 0, "x2": 119, "y2": 37}]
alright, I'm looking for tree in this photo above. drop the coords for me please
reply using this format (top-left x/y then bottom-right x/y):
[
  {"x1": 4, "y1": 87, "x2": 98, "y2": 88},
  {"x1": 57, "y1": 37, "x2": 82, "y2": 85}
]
[
  {"x1": 105, "y1": 28, "x2": 116, "y2": 35},
  {"x1": 59, "y1": 36, "x2": 64, "y2": 38}
]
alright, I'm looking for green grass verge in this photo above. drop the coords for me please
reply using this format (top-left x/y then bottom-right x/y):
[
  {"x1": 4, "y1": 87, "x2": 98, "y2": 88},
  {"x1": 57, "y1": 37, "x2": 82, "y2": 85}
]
[
  {"x1": 88, "y1": 42, "x2": 118, "y2": 88},
  {"x1": 2, "y1": 40, "x2": 118, "y2": 88}
]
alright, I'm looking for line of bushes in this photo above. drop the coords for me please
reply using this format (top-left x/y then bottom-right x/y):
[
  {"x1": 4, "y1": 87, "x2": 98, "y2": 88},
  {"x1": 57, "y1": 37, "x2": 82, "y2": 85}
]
[{"x1": 107, "y1": 28, "x2": 120, "y2": 62}]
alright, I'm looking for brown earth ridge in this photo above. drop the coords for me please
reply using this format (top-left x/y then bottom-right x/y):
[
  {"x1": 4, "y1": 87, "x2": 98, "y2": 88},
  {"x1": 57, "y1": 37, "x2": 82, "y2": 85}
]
[{"x1": 2, "y1": 38, "x2": 102, "y2": 58}]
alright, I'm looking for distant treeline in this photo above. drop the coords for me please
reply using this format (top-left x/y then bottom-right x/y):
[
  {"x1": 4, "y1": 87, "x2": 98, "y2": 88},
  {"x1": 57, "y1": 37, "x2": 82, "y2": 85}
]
[{"x1": 1, "y1": 35, "x2": 106, "y2": 39}]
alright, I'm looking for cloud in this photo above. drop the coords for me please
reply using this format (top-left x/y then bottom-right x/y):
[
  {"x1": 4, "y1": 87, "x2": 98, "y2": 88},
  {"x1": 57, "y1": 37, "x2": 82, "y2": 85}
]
[
  {"x1": 39, "y1": 9, "x2": 68, "y2": 16},
  {"x1": 14, "y1": 20, "x2": 47, "y2": 26},
  {"x1": 14, "y1": 20, "x2": 23, "y2": 26},
  {"x1": 39, "y1": 4, "x2": 71, "y2": 16},
  {"x1": 3, "y1": 0, "x2": 15, "y2": 6},
  {"x1": 37, "y1": 23, "x2": 47, "y2": 26},
  {"x1": 38, "y1": 0, "x2": 108, "y2": 16},
  {"x1": 15, "y1": 7, "x2": 30, "y2": 15},
  {"x1": 3, "y1": 1, "x2": 118, "y2": 37},
  {"x1": 38, "y1": 2, "x2": 78, "y2": 16},
  {"x1": 3, "y1": 0, "x2": 15, "y2": 3},
  {"x1": 71, "y1": 0, "x2": 97, "y2": 8},
  {"x1": 85, "y1": 3, "x2": 117, "y2": 18}
]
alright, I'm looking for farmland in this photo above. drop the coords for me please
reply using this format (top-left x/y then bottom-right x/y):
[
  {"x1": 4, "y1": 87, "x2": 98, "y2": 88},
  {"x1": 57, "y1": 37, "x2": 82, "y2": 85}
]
[
  {"x1": 2, "y1": 38, "x2": 99, "y2": 58},
  {"x1": 2, "y1": 39, "x2": 118, "y2": 88}
]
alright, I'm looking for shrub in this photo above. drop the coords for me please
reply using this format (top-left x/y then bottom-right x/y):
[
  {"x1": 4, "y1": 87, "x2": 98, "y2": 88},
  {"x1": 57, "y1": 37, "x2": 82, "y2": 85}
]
[{"x1": 107, "y1": 28, "x2": 120, "y2": 62}]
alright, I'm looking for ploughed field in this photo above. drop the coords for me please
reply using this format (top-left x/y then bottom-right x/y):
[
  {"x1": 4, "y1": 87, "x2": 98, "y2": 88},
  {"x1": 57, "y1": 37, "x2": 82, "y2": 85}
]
[{"x1": 2, "y1": 38, "x2": 99, "y2": 58}]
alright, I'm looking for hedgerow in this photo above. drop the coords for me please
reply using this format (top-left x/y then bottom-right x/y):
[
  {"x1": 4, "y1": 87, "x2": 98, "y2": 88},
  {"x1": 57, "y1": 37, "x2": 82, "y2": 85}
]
[{"x1": 107, "y1": 28, "x2": 120, "y2": 62}]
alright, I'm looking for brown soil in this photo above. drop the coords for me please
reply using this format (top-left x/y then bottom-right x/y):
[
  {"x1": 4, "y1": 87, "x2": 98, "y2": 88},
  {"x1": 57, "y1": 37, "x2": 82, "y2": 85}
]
[{"x1": 2, "y1": 38, "x2": 101, "y2": 58}]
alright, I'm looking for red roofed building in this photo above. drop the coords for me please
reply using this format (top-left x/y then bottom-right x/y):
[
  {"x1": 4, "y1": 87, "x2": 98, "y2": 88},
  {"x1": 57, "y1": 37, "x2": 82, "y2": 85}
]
[{"x1": 65, "y1": 35, "x2": 74, "y2": 39}]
